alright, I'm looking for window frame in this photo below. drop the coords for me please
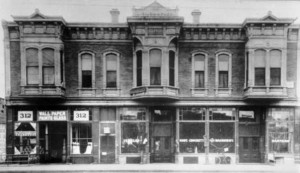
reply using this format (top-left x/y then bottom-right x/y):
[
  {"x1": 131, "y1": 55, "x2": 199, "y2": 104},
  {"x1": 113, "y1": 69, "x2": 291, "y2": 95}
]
[
  {"x1": 216, "y1": 52, "x2": 232, "y2": 89},
  {"x1": 149, "y1": 48, "x2": 162, "y2": 86},
  {"x1": 42, "y1": 48, "x2": 55, "y2": 85},
  {"x1": 103, "y1": 52, "x2": 120, "y2": 89},
  {"x1": 192, "y1": 52, "x2": 208, "y2": 89},
  {"x1": 78, "y1": 51, "x2": 95, "y2": 89}
]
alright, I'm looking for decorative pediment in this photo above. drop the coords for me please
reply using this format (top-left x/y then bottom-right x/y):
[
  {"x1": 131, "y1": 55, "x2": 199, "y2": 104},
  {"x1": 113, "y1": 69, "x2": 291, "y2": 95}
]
[
  {"x1": 261, "y1": 11, "x2": 278, "y2": 21},
  {"x1": 132, "y1": 1, "x2": 178, "y2": 17},
  {"x1": 30, "y1": 9, "x2": 46, "y2": 19}
]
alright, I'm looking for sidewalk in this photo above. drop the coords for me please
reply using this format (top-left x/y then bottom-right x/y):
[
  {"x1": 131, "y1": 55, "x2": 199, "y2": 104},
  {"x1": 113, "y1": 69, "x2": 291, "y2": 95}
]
[{"x1": 0, "y1": 163, "x2": 299, "y2": 173}]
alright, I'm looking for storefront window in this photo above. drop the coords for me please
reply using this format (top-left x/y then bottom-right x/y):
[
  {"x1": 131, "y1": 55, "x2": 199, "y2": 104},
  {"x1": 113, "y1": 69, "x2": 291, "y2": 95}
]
[
  {"x1": 179, "y1": 107, "x2": 205, "y2": 120},
  {"x1": 121, "y1": 123, "x2": 146, "y2": 153},
  {"x1": 71, "y1": 123, "x2": 92, "y2": 154},
  {"x1": 179, "y1": 123, "x2": 205, "y2": 153},
  {"x1": 120, "y1": 108, "x2": 146, "y2": 120},
  {"x1": 210, "y1": 108, "x2": 235, "y2": 120},
  {"x1": 209, "y1": 123, "x2": 235, "y2": 153},
  {"x1": 268, "y1": 108, "x2": 294, "y2": 153},
  {"x1": 14, "y1": 122, "x2": 37, "y2": 155}
]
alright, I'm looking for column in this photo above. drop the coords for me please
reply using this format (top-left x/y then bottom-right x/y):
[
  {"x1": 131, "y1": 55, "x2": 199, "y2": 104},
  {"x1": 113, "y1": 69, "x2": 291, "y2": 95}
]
[{"x1": 142, "y1": 49, "x2": 149, "y2": 86}]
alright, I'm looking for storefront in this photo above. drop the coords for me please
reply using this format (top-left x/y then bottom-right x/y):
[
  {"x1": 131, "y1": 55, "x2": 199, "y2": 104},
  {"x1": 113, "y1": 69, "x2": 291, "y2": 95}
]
[{"x1": 9, "y1": 106, "x2": 297, "y2": 164}]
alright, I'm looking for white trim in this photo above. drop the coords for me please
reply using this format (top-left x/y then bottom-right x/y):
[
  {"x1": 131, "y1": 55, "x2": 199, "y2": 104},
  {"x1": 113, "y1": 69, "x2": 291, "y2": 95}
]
[{"x1": 78, "y1": 51, "x2": 96, "y2": 89}]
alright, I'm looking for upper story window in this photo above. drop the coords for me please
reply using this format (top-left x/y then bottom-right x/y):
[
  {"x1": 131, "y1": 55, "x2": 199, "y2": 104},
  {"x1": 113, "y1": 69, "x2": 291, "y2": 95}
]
[
  {"x1": 193, "y1": 54, "x2": 206, "y2": 88},
  {"x1": 169, "y1": 51, "x2": 175, "y2": 87},
  {"x1": 78, "y1": 52, "x2": 95, "y2": 89},
  {"x1": 42, "y1": 48, "x2": 55, "y2": 85},
  {"x1": 270, "y1": 50, "x2": 281, "y2": 86},
  {"x1": 149, "y1": 49, "x2": 162, "y2": 85},
  {"x1": 217, "y1": 53, "x2": 231, "y2": 88},
  {"x1": 103, "y1": 52, "x2": 119, "y2": 89},
  {"x1": 254, "y1": 49, "x2": 266, "y2": 86},
  {"x1": 136, "y1": 50, "x2": 143, "y2": 87},
  {"x1": 26, "y1": 48, "x2": 39, "y2": 85}
]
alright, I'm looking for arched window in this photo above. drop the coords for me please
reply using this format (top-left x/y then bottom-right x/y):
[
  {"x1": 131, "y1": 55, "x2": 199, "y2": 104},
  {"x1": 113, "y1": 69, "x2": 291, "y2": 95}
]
[
  {"x1": 270, "y1": 50, "x2": 281, "y2": 86},
  {"x1": 218, "y1": 54, "x2": 230, "y2": 88},
  {"x1": 136, "y1": 50, "x2": 142, "y2": 87},
  {"x1": 149, "y1": 49, "x2": 162, "y2": 85},
  {"x1": 81, "y1": 53, "x2": 93, "y2": 88},
  {"x1": 106, "y1": 53, "x2": 118, "y2": 88},
  {"x1": 169, "y1": 50, "x2": 175, "y2": 86},
  {"x1": 194, "y1": 54, "x2": 205, "y2": 88},
  {"x1": 254, "y1": 50, "x2": 266, "y2": 86},
  {"x1": 26, "y1": 48, "x2": 39, "y2": 85},
  {"x1": 42, "y1": 48, "x2": 55, "y2": 85}
]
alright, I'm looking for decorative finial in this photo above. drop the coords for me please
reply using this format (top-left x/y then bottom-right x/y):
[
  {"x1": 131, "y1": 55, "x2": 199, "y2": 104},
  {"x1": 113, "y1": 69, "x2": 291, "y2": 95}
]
[
  {"x1": 35, "y1": 8, "x2": 40, "y2": 13},
  {"x1": 268, "y1": 11, "x2": 272, "y2": 15}
]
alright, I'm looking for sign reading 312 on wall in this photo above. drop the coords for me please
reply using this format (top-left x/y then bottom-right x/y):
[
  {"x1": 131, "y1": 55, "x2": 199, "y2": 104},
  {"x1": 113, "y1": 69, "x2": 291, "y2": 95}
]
[
  {"x1": 18, "y1": 111, "x2": 33, "y2": 121},
  {"x1": 73, "y1": 111, "x2": 89, "y2": 121}
]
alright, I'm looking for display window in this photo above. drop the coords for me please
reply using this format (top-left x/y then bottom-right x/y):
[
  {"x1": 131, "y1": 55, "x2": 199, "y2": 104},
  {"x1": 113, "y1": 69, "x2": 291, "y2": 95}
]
[
  {"x1": 14, "y1": 122, "x2": 37, "y2": 155},
  {"x1": 179, "y1": 107, "x2": 205, "y2": 120},
  {"x1": 179, "y1": 123, "x2": 205, "y2": 153},
  {"x1": 210, "y1": 108, "x2": 235, "y2": 120},
  {"x1": 121, "y1": 123, "x2": 147, "y2": 153},
  {"x1": 209, "y1": 123, "x2": 235, "y2": 153},
  {"x1": 71, "y1": 123, "x2": 92, "y2": 154},
  {"x1": 268, "y1": 108, "x2": 294, "y2": 153}
]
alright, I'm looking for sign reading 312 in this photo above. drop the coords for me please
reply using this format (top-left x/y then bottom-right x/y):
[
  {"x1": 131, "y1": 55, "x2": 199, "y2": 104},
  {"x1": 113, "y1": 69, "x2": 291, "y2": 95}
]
[
  {"x1": 73, "y1": 111, "x2": 89, "y2": 121},
  {"x1": 18, "y1": 111, "x2": 33, "y2": 121}
]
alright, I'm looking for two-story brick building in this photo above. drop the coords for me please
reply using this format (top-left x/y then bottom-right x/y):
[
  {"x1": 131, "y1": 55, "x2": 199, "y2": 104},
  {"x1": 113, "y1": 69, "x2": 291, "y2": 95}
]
[{"x1": 2, "y1": 1, "x2": 300, "y2": 164}]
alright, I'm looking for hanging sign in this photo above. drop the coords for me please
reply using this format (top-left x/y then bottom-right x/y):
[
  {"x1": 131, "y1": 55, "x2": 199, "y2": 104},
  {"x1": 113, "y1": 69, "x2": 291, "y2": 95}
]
[
  {"x1": 239, "y1": 111, "x2": 254, "y2": 119},
  {"x1": 38, "y1": 111, "x2": 67, "y2": 121},
  {"x1": 73, "y1": 111, "x2": 89, "y2": 121},
  {"x1": 18, "y1": 111, "x2": 33, "y2": 121}
]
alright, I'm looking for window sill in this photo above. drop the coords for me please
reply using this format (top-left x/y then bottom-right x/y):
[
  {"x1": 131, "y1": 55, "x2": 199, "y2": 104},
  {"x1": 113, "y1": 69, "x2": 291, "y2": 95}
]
[
  {"x1": 77, "y1": 88, "x2": 97, "y2": 96},
  {"x1": 190, "y1": 88, "x2": 209, "y2": 97},
  {"x1": 214, "y1": 88, "x2": 232, "y2": 96},
  {"x1": 102, "y1": 88, "x2": 121, "y2": 97}
]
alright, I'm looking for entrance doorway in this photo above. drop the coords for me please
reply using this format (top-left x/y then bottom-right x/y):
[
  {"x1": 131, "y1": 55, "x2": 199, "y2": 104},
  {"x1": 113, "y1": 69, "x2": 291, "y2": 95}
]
[
  {"x1": 150, "y1": 108, "x2": 175, "y2": 163},
  {"x1": 39, "y1": 122, "x2": 67, "y2": 163},
  {"x1": 239, "y1": 137, "x2": 261, "y2": 163}
]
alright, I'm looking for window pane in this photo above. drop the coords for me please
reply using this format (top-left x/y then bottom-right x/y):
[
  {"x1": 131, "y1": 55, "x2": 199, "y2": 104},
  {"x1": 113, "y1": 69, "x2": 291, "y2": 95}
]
[
  {"x1": 120, "y1": 107, "x2": 146, "y2": 120},
  {"x1": 137, "y1": 51, "x2": 142, "y2": 86},
  {"x1": 106, "y1": 54, "x2": 117, "y2": 71},
  {"x1": 26, "y1": 48, "x2": 38, "y2": 66},
  {"x1": 27, "y1": 67, "x2": 39, "y2": 85},
  {"x1": 169, "y1": 51, "x2": 175, "y2": 86},
  {"x1": 270, "y1": 50, "x2": 281, "y2": 67},
  {"x1": 150, "y1": 67, "x2": 161, "y2": 85},
  {"x1": 219, "y1": 71, "x2": 228, "y2": 88},
  {"x1": 255, "y1": 68, "x2": 265, "y2": 86},
  {"x1": 100, "y1": 136, "x2": 115, "y2": 163},
  {"x1": 210, "y1": 108, "x2": 235, "y2": 120},
  {"x1": 81, "y1": 54, "x2": 92, "y2": 71},
  {"x1": 218, "y1": 54, "x2": 229, "y2": 71},
  {"x1": 195, "y1": 71, "x2": 204, "y2": 88},
  {"x1": 269, "y1": 122, "x2": 291, "y2": 153},
  {"x1": 270, "y1": 68, "x2": 281, "y2": 86},
  {"x1": 169, "y1": 69, "x2": 175, "y2": 86},
  {"x1": 82, "y1": 70, "x2": 92, "y2": 88},
  {"x1": 137, "y1": 69, "x2": 142, "y2": 87},
  {"x1": 179, "y1": 123, "x2": 205, "y2": 153},
  {"x1": 42, "y1": 48, "x2": 54, "y2": 66},
  {"x1": 169, "y1": 51, "x2": 175, "y2": 68},
  {"x1": 179, "y1": 107, "x2": 205, "y2": 120},
  {"x1": 106, "y1": 71, "x2": 117, "y2": 88},
  {"x1": 121, "y1": 123, "x2": 146, "y2": 153},
  {"x1": 194, "y1": 54, "x2": 205, "y2": 71},
  {"x1": 209, "y1": 123, "x2": 235, "y2": 153},
  {"x1": 150, "y1": 49, "x2": 161, "y2": 67},
  {"x1": 269, "y1": 108, "x2": 293, "y2": 121},
  {"x1": 43, "y1": 67, "x2": 55, "y2": 85},
  {"x1": 72, "y1": 123, "x2": 92, "y2": 154},
  {"x1": 100, "y1": 108, "x2": 116, "y2": 121},
  {"x1": 254, "y1": 50, "x2": 266, "y2": 67}
]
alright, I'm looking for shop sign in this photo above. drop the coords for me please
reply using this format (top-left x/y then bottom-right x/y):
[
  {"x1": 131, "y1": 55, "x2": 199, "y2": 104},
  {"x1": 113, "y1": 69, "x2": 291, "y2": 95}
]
[
  {"x1": 239, "y1": 111, "x2": 254, "y2": 119},
  {"x1": 209, "y1": 138, "x2": 234, "y2": 143},
  {"x1": 271, "y1": 139, "x2": 290, "y2": 143},
  {"x1": 179, "y1": 139, "x2": 204, "y2": 142},
  {"x1": 18, "y1": 111, "x2": 33, "y2": 121},
  {"x1": 38, "y1": 111, "x2": 67, "y2": 121},
  {"x1": 103, "y1": 127, "x2": 110, "y2": 134},
  {"x1": 73, "y1": 111, "x2": 89, "y2": 121},
  {"x1": 14, "y1": 122, "x2": 36, "y2": 136}
]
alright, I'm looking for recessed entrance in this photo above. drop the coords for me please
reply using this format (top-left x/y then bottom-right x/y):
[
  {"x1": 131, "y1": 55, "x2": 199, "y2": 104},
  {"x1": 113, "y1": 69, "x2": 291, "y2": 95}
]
[
  {"x1": 239, "y1": 137, "x2": 261, "y2": 163},
  {"x1": 150, "y1": 108, "x2": 175, "y2": 163},
  {"x1": 39, "y1": 122, "x2": 67, "y2": 163}
]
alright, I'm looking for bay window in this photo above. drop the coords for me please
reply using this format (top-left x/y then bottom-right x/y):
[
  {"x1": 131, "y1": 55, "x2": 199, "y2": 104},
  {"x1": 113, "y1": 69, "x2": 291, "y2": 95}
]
[
  {"x1": 42, "y1": 48, "x2": 55, "y2": 85},
  {"x1": 270, "y1": 50, "x2": 281, "y2": 86},
  {"x1": 150, "y1": 49, "x2": 162, "y2": 85},
  {"x1": 254, "y1": 50, "x2": 266, "y2": 86},
  {"x1": 26, "y1": 48, "x2": 39, "y2": 85}
]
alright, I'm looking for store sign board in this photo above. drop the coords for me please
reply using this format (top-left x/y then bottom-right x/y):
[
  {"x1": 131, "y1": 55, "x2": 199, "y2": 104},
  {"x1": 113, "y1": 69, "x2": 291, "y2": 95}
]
[
  {"x1": 14, "y1": 122, "x2": 36, "y2": 136},
  {"x1": 18, "y1": 111, "x2": 33, "y2": 121},
  {"x1": 239, "y1": 111, "x2": 254, "y2": 119},
  {"x1": 38, "y1": 111, "x2": 67, "y2": 121},
  {"x1": 73, "y1": 111, "x2": 89, "y2": 121}
]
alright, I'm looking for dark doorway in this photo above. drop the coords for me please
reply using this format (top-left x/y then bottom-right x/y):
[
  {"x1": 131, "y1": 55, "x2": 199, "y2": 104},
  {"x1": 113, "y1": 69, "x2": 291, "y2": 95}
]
[
  {"x1": 239, "y1": 137, "x2": 261, "y2": 163},
  {"x1": 39, "y1": 122, "x2": 67, "y2": 163},
  {"x1": 150, "y1": 107, "x2": 175, "y2": 163}
]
